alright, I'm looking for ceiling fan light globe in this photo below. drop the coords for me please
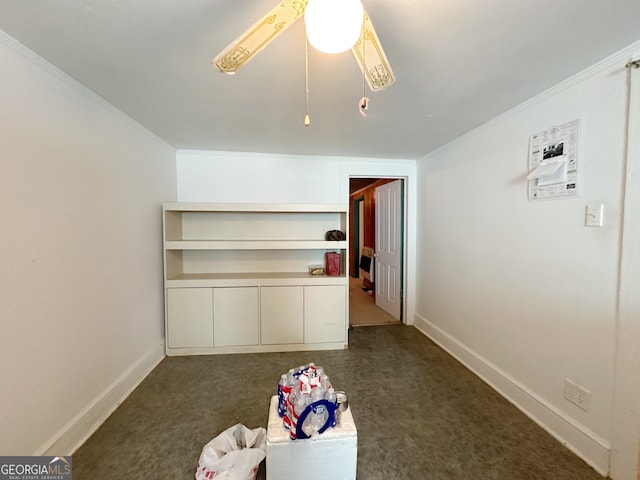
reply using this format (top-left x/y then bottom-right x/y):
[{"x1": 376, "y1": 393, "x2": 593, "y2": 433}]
[{"x1": 304, "y1": 0, "x2": 364, "y2": 54}]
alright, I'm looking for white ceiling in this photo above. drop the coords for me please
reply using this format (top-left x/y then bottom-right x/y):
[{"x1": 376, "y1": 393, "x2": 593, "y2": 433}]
[{"x1": 1, "y1": 0, "x2": 639, "y2": 160}]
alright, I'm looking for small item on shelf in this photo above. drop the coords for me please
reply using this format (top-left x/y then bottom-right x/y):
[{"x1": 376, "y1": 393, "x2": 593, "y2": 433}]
[
  {"x1": 325, "y1": 252, "x2": 341, "y2": 276},
  {"x1": 308, "y1": 264, "x2": 325, "y2": 275},
  {"x1": 325, "y1": 230, "x2": 346, "y2": 241}
]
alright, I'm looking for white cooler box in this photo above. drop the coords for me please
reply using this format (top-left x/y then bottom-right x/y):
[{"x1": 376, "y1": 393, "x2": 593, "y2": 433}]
[{"x1": 266, "y1": 395, "x2": 357, "y2": 480}]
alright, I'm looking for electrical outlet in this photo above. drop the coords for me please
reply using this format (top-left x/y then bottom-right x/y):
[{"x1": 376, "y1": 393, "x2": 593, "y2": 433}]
[{"x1": 564, "y1": 378, "x2": 591, "y2": 412}]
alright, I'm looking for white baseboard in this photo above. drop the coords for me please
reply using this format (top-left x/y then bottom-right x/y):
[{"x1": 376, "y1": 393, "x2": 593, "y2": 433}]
[
  {"x1": 38, "y1": 342, "x2": 165, "y2": 456},
  {"x1": 412, "y1": 314, "x2": 610, "y2": 477}
]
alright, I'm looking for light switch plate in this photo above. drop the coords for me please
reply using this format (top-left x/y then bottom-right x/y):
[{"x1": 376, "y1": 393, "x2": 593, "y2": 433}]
[{"x1": 586, "y1": 203, "x2": 604, "y2": 227}]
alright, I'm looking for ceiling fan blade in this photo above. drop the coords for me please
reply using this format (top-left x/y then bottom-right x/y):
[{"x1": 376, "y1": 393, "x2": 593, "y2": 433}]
[
  {"x1": 351, "y1": 10, "x2": 395, "y2": 91},
  {"x1": 213, "y1": 0, "x2": 309, "y2": 74}
]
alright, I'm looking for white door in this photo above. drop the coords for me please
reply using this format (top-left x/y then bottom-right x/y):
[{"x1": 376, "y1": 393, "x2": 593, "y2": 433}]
[
  {"x1": 375, "y1": 180, "x2": 402, "y2": 320},
  {"x1": 213, "y1": 287, "x2": 259, "y2": 347},
  {"x1": 304, "y1": 285, "x2": 347, "y2": 344},
  {"x1": 260, "y1": 286, "x2": 304, "y2": 345},
  {"x1": 166, "y1": 288, "x2": 214, "y2": 348}
]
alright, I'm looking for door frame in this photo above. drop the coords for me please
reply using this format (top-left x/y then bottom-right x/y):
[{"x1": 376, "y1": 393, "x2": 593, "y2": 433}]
[
  {"x1": 351, "y1": 195, "x2": 365, "y2": 278},
  {"x1": 348, "y1": 176, "x2": 409, "y2": 324}
]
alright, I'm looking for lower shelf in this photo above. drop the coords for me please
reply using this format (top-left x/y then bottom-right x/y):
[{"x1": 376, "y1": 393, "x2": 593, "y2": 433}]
[{"x1": 165, "y1": 272, "x2": 347, "y2": 288}]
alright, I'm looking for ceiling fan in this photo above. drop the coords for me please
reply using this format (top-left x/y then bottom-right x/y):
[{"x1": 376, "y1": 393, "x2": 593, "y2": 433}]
[{"x1": 212, "y1": 0, "x2": 395, "y2": 92}]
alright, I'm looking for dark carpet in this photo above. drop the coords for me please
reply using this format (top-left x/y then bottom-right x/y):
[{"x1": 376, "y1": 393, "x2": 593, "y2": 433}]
[{"x1": 72, "y1": 325, "x2": 606, "y2": 479}]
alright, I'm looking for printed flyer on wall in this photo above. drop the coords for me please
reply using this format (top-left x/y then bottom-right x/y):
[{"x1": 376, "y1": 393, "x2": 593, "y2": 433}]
[{"x1": 527, "y1": 119, "x2": 579, "y2": 200}]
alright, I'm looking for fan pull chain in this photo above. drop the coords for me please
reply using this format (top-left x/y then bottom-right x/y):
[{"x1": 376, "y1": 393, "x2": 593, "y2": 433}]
[
  {"x1": 359, "y1": 12, "x2": 369, "y2": 117},
  {"x1": 304, "y1": 24, "x2": 311, "y2": 127}
]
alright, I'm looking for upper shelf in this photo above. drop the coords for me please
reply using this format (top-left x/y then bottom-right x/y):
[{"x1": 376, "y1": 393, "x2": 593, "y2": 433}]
[
  {"x1": 163, "y1": 203, "x2": 348, "y2": 244},
  {"x1": 163, "y1": 203, "x2": 348, "y2": 213},
  {"x1": 165, "y1": 240, "x2": 348, "y2": 250}
]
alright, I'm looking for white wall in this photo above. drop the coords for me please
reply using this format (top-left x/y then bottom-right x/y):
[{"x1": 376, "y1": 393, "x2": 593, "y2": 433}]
[
  {"x1": 414, "y1": 41, "x2": 640, "y2": 478},
  {"x1": 0, "y1": 32, "x2": 176, "y2": 455},
  {"x1": 176, "y1": 149, "x2": 417, "y2": 325}
]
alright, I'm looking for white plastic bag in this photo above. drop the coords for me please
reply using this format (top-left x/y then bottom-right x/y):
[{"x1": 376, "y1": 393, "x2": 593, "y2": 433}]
[{"x1": 195, "y1": 423, "x2": 266, "y2": 480}]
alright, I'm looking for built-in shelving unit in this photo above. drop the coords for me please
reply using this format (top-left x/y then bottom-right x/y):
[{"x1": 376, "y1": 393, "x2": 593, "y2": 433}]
[{"x1": 162, "y1": 203, "x2": 349, "y2": 356}]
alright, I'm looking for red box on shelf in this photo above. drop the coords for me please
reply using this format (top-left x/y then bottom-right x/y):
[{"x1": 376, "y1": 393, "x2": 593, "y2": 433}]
[{"x1": 325, "y1": 252, "x2": 341, "y2": 276}]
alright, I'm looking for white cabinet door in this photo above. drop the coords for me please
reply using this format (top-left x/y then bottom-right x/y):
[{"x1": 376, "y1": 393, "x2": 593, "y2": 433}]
[
  {"x1": 166, "y1": 288, "x2": 213, "y2": 348},
  {"x1": 304, "y1": 285, "x2": 347, "y2": 343},
  {"x1": 260, "y1": 286, "x2": 303, "y2": 345},
  {"x1": 213, "y1": 287, "x2": 259, "y2": 347}
]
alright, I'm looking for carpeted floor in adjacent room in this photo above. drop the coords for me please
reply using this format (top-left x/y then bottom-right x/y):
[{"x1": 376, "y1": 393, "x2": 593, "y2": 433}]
[{"x1": 72, "y1": 325, "x2": 607, "y2": 479}]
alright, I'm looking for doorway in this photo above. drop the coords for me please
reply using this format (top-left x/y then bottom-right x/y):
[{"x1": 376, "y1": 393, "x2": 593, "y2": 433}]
[{"x1": 348, "y1": 177, "x2": 405, "y2": 327}]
